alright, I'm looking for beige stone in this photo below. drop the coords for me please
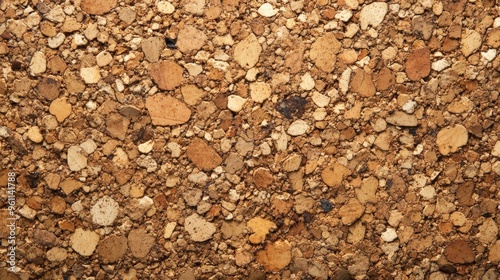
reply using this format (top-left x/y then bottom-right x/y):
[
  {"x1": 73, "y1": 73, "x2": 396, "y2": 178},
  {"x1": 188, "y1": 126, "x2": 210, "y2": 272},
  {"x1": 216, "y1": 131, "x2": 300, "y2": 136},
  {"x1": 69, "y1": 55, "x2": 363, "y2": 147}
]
[
  {"x1": 49, "y1": 98, "x2": 72, "y2": 122},
  {"x1": 177, "y1": 25, "x2": 207, "y2": 53},
  {"x1": 80, "y1": 0, "x2": 117, "y2": 15},
  {"x1": 186, "y1": 138, "x2": 222, "y2": 171},
  {"x1": 436, "y1": 125, "x2": 468, "y2": 156},
  {"x1": 309, "y1": 33, "x2": 341, "y2": 72},
  {"x1": 234, "y1": 34, "x2": 262, "y2": 69},
  {"x1": 149, "y1": 61, "x2": 184, "y2": 90},
  {"x1": 338, "y1": 198, "x2": 365, "y2": 225},
  {"x1": 255, "y1": 240, "x2": 292, "y2": 271},
  {"x1": 145, "y1": 94, "x2": 191, "y2": 126},
  {"x1": 71, "y1": 228, "x2": 99, "y2": 256},
  {"x1": 247, "y1": 217, "x2": 276, "y2": 244}
]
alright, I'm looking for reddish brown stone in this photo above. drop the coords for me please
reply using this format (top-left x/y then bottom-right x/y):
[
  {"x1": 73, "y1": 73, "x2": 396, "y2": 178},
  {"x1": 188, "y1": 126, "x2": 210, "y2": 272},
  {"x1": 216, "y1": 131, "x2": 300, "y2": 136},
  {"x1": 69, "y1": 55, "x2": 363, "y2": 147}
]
[
  {"x1": 444, "y1": 240, "x2": 474, "y2": 264},
  {"x1": 405, "y1": 47, "x2": 430, "y2": 81},
  {"x1": 186, "y1": 138, "x2": 222, "y2": 171}
]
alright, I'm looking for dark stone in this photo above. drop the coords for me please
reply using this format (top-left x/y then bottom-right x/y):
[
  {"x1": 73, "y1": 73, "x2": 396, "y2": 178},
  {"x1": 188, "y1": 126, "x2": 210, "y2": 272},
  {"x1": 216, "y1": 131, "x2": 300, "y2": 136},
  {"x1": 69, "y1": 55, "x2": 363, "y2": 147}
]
[
  {"x1": 439, "y1": 264, "x2": 457, "y2": 274},
  {"x1": 320, "y1": 199, "x2": 333, "y2": 213},
  {"x1": 248, "y1": 270, "x2": 266, "y2": 280},
  {"x1": 165, "y1": 38, "x2": 177, "y2": 49},
  {"x1": 276, "y1": 96, "x2": 307, "y2": 119},
  {"x1": 334, "y1": 268, "x2": 353, "y2": 280},
  {"x1": 11, "y1": 61, "x2": 22, "y2": 71}
]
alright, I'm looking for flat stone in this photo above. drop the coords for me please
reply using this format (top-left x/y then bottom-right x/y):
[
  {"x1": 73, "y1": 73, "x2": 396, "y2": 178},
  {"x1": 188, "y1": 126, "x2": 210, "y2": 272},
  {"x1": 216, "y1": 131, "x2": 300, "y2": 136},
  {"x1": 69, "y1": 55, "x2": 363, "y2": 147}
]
[
  {"x1": 184, "y1": 213, "x2": 216, "y2": 242},
  {"x1": 321, "y1": 161, "x2": 352, "y2": 187},
  {"x1": 293, "y1": 194, "x2": 316, "y2": 214},
  {"x1": 106, "y1": 112, "x2": 130, "y2": 140},
  {"x1": 67, "y1": 145, "x2": 87, "y2": 172},
  {"x1": 97, "y1": 235, "x2": 127, "y2": 263},
  {"x1": 381, "y1": 228, "x2": 398, "y2": 242},
  {"x1": 30, "y1": 51, "x2": 46, "y2": 76},
  {"x1": 350, "y1": 68, "x2": 376, "y2": 97},
  {"x1": 80, "y1": 66, "x2": 101, "y2": 84},
  {"x1": 186, "y1": 138, "x2": 222, "y2": 171},
  {"x1": 256, "y1": 240, "x2": 291, "y2": 271},
  {"x1": 300, "y1": 73, "x2": 315, "y2": 91},
  {"x1": 488, "y1": 240, "x2": 500, "y2": 262},
  {"x1": 436, "y1": 125, "x2": 468, "y2": 156},
  {"x1": 477, "y1": 219, "x2": 498, "y2": 244},
  {"x1": 258, "y1": 3, "x2": 278, "y2": 17},
  {"x1": 253, "y1": 168, "x2": 273, "y2": 188},
  {"x1": 80, "y1": 0, "x2": 117, "y2": 15},
  {"x1": 486, "y1": 29, "x2": 500, "y2": 48},
  {"x1": 96, "y1": 51, "x2": 113, "y2": 66},
  {"x1": 128, "y1": 228, "x2": 155, "y2": 258},
  {"x1": 49, "y1": 98, "x2": 72, "y2": 122},
  {"x1": 27, "y1": 126, "x2": 43, "y2": 143},
  {"x1": 444, "y1": 240, "x2": 474, "y2": 264},
  {"x1": 234, "y1": 34, "x2": 262, "y2": 69},
  {"x1": 119, "y1": 6, "x2": 136, "y2": 25},
  {"x1": 177, "y1": 25, "x2": 207, "y2": 54},
  {"x1": 164, "y1": 222, "x2": 177, "y2": 239},
  {"x1": 71, "y1": 228, "x2": 99, "y2": 256},
  {"x1": 142, "y1": 37, "x2": 164, "y2": 63},
  {"x1": 149, "y1": 60, "x2": 183, "y2": 90},
  {"x1": 309, "y1": 33, "x2": 341, "y2": 72},
  {"x1": 50, "y1": 196, "x2": 67, "y2": 214},
  {"x1": 386, "y1": 111, "x2": 418, "y2": 127},
  {"x1": 492, "y1": 141, "x2": 500, "y2": 157},
  {"x1": 338, "y1": 198, "x2": 365, "y2": 225},
  {"x1": 37, "y1": 77, "x2": 60, "y2": 100},
  {"x1": 60, "y1": 178, "x2": 83, "y2": 195},
  {"x1": 461, "y1": 29, "x2": 482, "y2": 57},
  {"x1": 282, "y1": 154, "x2": 302, "y2": 172},
  {"x1": 247, "y1": 217, "x2": 276, "y2": 244},
  {"x1": 250, "y1": 82, "x2": 272, "y2": 103},
  {"x1": 359, "y1": 2, "x2": 388, "y2": 30},
  {"x1": 287, "y1": 120, "x2": 310, "y2": 136},
  {"x1": 181, "y1": 84, "x2": 206, "y2": 105},
  {"x1": 145, "y1": 94, "x2": 191, "y2": 126},
  {"x1": 375, "y1": 67, "x2": 395, "y2": 91},
  {"x1": 405, "y1": 47, "x2": 431, "y2": 81},
  {"x1": 157, "y1": 1, "x2": 175, "y2": 14},
  {"x1": 91, "y1": 196, "x2": 119, "y2": 226},
  {"x1": 46, "y1": 247, "x2": 68, "y2": 262},
  {"x1": 227, "y1": 95, "x2": 247, "y2": 112},
  {"x1": 183, "y1": 0, "x2": 205, "y2": 15}
]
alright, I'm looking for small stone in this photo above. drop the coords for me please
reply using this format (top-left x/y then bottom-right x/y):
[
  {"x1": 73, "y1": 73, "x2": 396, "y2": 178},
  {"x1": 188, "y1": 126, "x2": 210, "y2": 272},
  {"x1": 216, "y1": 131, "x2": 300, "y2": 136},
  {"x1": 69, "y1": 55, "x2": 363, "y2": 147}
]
[
  {"x1": 50, "y1": 196, "x2": 67, "y2": 214},
  {"x1": 67, "y1": 146, "x2": 87, "y2": 172},
  {"x1": 46, "y1": 247, "x2": 68, "y2": 262},
  {"x1": 386, "y1": 111, "x2": 418, "y2": 127},
  {"x1": 294, "y1": 194, "x2": 316, "y2": 214},
  {"x1": 335, "y1": 10, "x2": 353, "y2": 22},
  {"x1": 181, "y1": 84, "x2": 206, "y2": 105},
  {"x1": 186, "y1": 138, "x2": 222, "y2": 171},
  {"x1": 405, "y1": 47, "x2": 431, "y2": 81},
  {"x1": 164, "y1": 222, "x2": 176, "y2": 239},
  {"x1": 48, "y1": 33, "x2": 66, "y2": 48},
  {"x1": 436, "y1": 125, "x2": 468, "y2": 156},
  {"x1": 106, "y1": 113, "x2": 130, "y2": 140},
  {"x1": 258, "y1": 3, "x2": 278, "y2": 17},
  {"x1": 60, "y1": 178, "x2": 83, "y2": 195},
  {"x1": 419, "y1": 186, "x2": 436, "y2": 200},
  {"x1": 37, "y1": 77, "x2": 60, "y2": 100},
  {"x1": 119, "y1": 6, "x2": 136, "y2": 25},
  {"x1": 461, "y1": 29, "x2": 482, "y2": 57},
  {"x1": 227, "y1": 95, "x2": 247, "y2": 112},
  {"x1": 184, "y1": 213, "x2": 216, "y2": 242},
  {"x1": 491, "y1": 141, "x2": 500, "y2": 157},
  {"x1": 27, "y1": 126, "x2": 43, "y2": 143},
  {"x1": 444, "y1": 240, "x2": 474, "y2": 264},
  {"x1": 486, "y1": 29, "x2": 500, "y2": 48},
  {"x1": 381, "y1": 228, "x2": 398, "y2": 242},
  {"x1": 30, "y1": 51, "x2": 46, "y2": 76},
  {"x1": 127, "y1": 228, "x2": 155, "y2": 258},
  {"x1": 49, "y1": 98, "x2": 72, "y2": 122},
  {"x1": 138, "y1": 140, "x2": 154, "y2": 153},
  {"x1": 432, "y1": 58, "x2": 450, "y2": 72},
  {"x1": 141, "y1": 37, "x2": 164, "y2": 63},
  {"x1": 80, "y1": 0, "x2": 117, "y2": 15},
  {"x1": 97, "y1": 235, "x2": 127, "y2": 263},
  {"x1": 359, "y1": 2, "x2": 388, "y2": 30},
  {"x1": 80, "y1": 66, "x2": 101, "y2": 84},
  {"x1": 320, "y1": 199, "x2": 333, "y2": 213},
  {"x1": 450, "y1": 211, "x2": 467, "y2": 226},
  {"x1": 177, "y1": 25, "x2": 207, "y2": 54},
  {"x1": 282, "y1": 154, "x2": 302, "y2": 172},
  {"x1": 321, "y1": 161, "x2": 352, "y2": 187},
  {"x1": 250, "y1": 82, "x2": 272, "y2": 103},
  {"x1": 338, "y1": 198, "x2": 365, "y2": 225},
  {"x1": 481, "y1": 49, "x2": 497, "y2": 61},
  {"x1": 234, "y1": 34, "x2": 262, "y2": 69},
  {"x1": 96, "y1": 51, "x2": 113, "y2": 66},
  {"x1": 71, "y1": 228, "x2": 99, "y2": 256},
  {"x1": 157, "y1": 1, "x2": 175, "y2": 14},
  {"x1": 310, "y1": 33, "x2": 341, "y2": 72},
  {"x1": 149, "y1": 60, "x2": 183, "y2": 90},
  {"x1": 488, "y1": 240, "x2": 500, "y2": 262},
  {"x1": 73, "y1": 34, "x2": 88, "y2": 46},
  {"x1": 350, "y1": 68, "x2": 376, "y2": 97},
  {"x1": 255, "y1": 240, "x2": 292, "y2": 271},
  {"x1": 91, "y1": 196, "x2": 119, "y2": 226},
  {"x1": 247, "y1": 217, "x2": 276, "y2": 244},
  {"x1": 312, "y1": 92, "x2": 330, "y2": 107},
  {"x1": 184, "y1": 0, "x2": 205, "y2": 15},
  {"x1": 183, "y1": 189, "x2": 202, "y2": 206},
  {"x1": 287, "y1": 120, "x2": 310, "y2": 136},
  {"x1": 145, "y1": 94, "x2": 191, "y2": 126},
  {"x1": 477, "y1": 219, "x2": 498, "y2": 244},
  {"x1": 299, "y1": 73, "x2": 315, "y2": 91},
  {"x1": 253, "y1": 168, "x2": 273, "y2": 188}
]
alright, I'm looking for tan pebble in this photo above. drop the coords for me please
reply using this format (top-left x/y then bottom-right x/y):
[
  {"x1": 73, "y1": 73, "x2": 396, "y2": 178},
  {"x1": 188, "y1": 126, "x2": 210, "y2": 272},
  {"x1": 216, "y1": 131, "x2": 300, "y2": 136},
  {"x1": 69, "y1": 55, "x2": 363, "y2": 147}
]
[
  {"x1": 247, "y1": 217, "x2": 276, "y2": 244},
  {"x1": 145, "y1": 94, "x2": 191, "y2": 126},
  {"x1": 436, "y1": 125, "x2": 468, "y2": 156},
  {"x1": 27, "y1": 126, "x2": 43, "y2": 143},
  {"x1": 71, "y1": 228, "x2": 99, "y2": 256},
  {"x1": 338, "y1": 198, "x2": 365, "y2": 225},
  {"x1": 149, "y1": 60, "x2": 183, "y2": 90},
  {"x1": 309, "y1": 33, "x2": 341, "y2": 72},
  {"x1": 255, "y1": 240, "x2": 291, "y2": 271},
  {"x1": 49, "y1": 98, "x2": 72, "y2": 122},
  {"x1": 234, "y1": 34, "x2": 262, "y2": 69},
  {"x1": 80, "y1": 0, "x2": 117, "y2": 15},
  {"x1": 186, "y1": 138, "x2": 222, "y2": 171},
  {"x1": 405, "y1": 47, "x2": 431, "y2": 81}
]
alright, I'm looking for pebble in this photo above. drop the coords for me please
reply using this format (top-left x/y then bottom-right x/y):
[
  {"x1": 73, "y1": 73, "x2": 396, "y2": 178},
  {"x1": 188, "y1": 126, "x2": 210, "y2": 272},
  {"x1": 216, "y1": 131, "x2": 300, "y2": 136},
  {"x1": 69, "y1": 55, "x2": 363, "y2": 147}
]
[
  {"x1": 149, "y1": 60, "x2": 183, "y2": 90},
  {"x1": 381, "y1": 228, "x2": 398, "y2": 242},
  {"x1": 258, "y1": 3, "x2": 278, "y2": 17},
  {"x1": 255, "y1": 240, "x2": 291, "y2": 271},
  {"x1": 299, "y1": 73, "x2": 315, "y2": 91},
  {"x1": 436, "y1": 125, "x2": 468, "y2": 156},
  {"x1": 321, "y1": 161, "x2": 352, "y2": 187},
  {"x1": 287, "y1": 120, "x2": 310, "y2": 136},
  {"x1": 309, "y1": 33, "x2": 341, "y2": 72},
  {"x1": 444, "y1": 240, "x2": 474, "y2": 264},
  {"x1": 431, "y1": 58, "x2": 450, "y2": 72},
  {"x1": 406, "y1": 47, "x2": 431, "y2": 81},
  {"x1": 80, "y1": 66, "x2": 101, "y2": 84},
  {"x1": 177, "y1": 25, "x2": 207, "y2": 54},
  {"x1": 145, "y1": 94, "x2": 191, "y2": 126},
  {"x1": 91, "y1": 196, "x2": 119, "y2": 226},
  {"x1": 97, "y1": 235, "x2": 128, "y2": 263},
  {"x1": 138, "y1": 140, "x2": 154, "y2": 154},
  {"x1": 234, "y1": 34, "x2": 262, "y2": 69},
  {"x1": 184, "y1": 0, "x2": 205, "y2": 15},
  {"x1": 247, "y1": 217, "x2": 276, "y2": 244},
  {"x1": 350, "y1": 68, "x2": 376, "y2": 97},
  {"x1": 186, "y1": 138, "x2": 222, "y2": 171},
  {"x1": 141, "y1": 37, "x2": 164, "y2": 63},
  {"x1": 49, "y1": 98, "x2": 72, "y2": 122},
  {"x1": 127, "y1": 228, "x2": 155, "y2": 258},
  {"x1": 461, "y1": 29, "x2": 482, "y2": 57},
  {"x1": 106, "y1": 113, "x2": 130, "y2": 140},
  {"x1": 338, "y1": 198, "x2": 365, "y2": 225},
  {"x1": 71, "y1": 228, "x2": 100, "y2": 256},
  {"x1": 73, "y1": 34, "x2": 88, "y2": 46},
  {"x1": 96, "y1": 51, "x2": 113, "y2": 66},
  {"x1": 67, "y1": 145, "x2": 88, "y2": 171},
  {"x1": 491, "y1": 141, "x2": 500, "y2": 157},
  {"x1": 48, "y1": 33, "x2": 66, "y2": 48},
  {"x1": 29, "y1": 51, "x2": 46, "y2": 76},
  {"x1": 250, "y1": 82, "x2": 272, "y2": 103},
  {"x1": 227, "y1": 95, "x2": 247, "y2": 112},
  {"x1": 157, "y1": 1, "x2": 175, "y2": 14},
  {"x1": 46, "y1": 247, "x2": 68, "y2": 262},
  {"x1": 386, "y1": 111, "x2": 418, "y2": 127},
  {"x1": 80, "y1": 0, "x2": 117, "y2": 15},
  {"x1": 184, "y1": 213, "x2": 216, "y2": 242},
  {"x1": 359, "y1": 2, "x2": 388, "y2": 30},
  {"x1": 282, "y1": 154, "x2": 302, "y2": 172},
  {"x1": 27, "y1": 126, "x2": 43, "y2": 143},
  {"x1": 489, "y1": 241, "x2": 500, "y2": 262}
]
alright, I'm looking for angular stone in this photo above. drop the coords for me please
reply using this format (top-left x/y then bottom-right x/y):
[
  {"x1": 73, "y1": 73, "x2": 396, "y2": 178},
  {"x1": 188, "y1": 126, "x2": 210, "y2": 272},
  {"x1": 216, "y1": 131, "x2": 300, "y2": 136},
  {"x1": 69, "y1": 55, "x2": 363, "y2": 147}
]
[
  {"x1": 80, "y1": 66, "x2": 101, "y2": 84},
  {"x1": 477, "y1": 219, "x2": 498, "y2": 244},
  {"x1": 359, "y1": 2, "x2": 388, "y2": 30},
  {"x1": 444, "y1": 240, "x2": 474, "y2": 264},
  {"x1": 186, "y1": 138, "x2": 222, "y2": 171},
  {"x1": 310, "y1": 33, "x2": 341, "y2": 72},
  {"x1": 98, "y1": 235, "x2": 127, "y2": 263},
  {"x1": 46, "y1": 247, "x2": 68, "y2": 262},
  {"x1": 386, "y1": 111, "x2": 418, "y2": 127},
  {"x1": 30, "y1": 51, "x2": 46, "y2": 76},
  {"x1": 321, "y1": 161, "x2": 352, "y2": 187},
  {"x1": 183, "y1": 0, "x2": 205, "y2": 15},
  {"x1": 338, "y1": 198, "x2": 365, "y2": 225},
  {"x1": 234, "y1": 34, "x2": 262, "y2": 69},
  {"x1": 406, "y1": 47, "x2": 431, "y2": 81},
  {"x1": 177, "y1": 25, "x2": 207, "y2": 54},
  {"x1": 250, "y1": 82, "x2": 272, "y2": 103},
  {"x1": 256, "y1": 240, "x2": 292, "y2": 271},
  {"x1": 350, "y1": 68, "x2": 376, "y2": 97},
  {"x1": 375, "y1": 67, "x2": 395, "y2": 91},
  {"x1": 486, "y1": 29, "x2": 500, "y2": 48},
  {"x1": 50, "y1": 196, "x2": 67, "y2": 214},
  {"x1": 149, "y1": 60, "x2": 183, "y2": 90},
  {"x1": 282, "y1": 154, "x2": 302, "y2": 172},
  {"x1": 106, "y1": 113, "x2": 130, "y2": 140},
  {"x1": 488, "y1": 240, "x2": 500, "y2": 262},
  {"x1": 27, "y1": 126, "x2": 43, "y2": 143},
  {"x1": 67, "y1": 145, "x2": 87, "y2": 172},
  {"x1": 227, "y1": 95, "x2": 247, "y2": 112},
  {"x1": 142, "y1": 37, "x2": 164, "y2": 63},
  {"x1": 461, "y1": 29, "x2": 482, "y2": 57},
  {"x1": 253, "y1": 168, "x2": 273, "y2": 188},
  {"x1": 80, "y1": 0, "x2": 117, "y2": 15},
  {"x1": 248, "y1": 217, "x2": 277, "y2": 244},
  {"x1": 91, "y1": 196, "x2": 119, "y2": 226},
  {"x1": 184, "y1": 213, "x2": 216, "y2": 242},
  {"x1": 181, "y1": 84, "x2": 206, "y2": 106},
  {"x1": 128, "y1": 228, "x2": 155, "y2": 258},
  {"x1": 287, "y1": 120, "x2": 310, "y2": 136},
  {"x1": 60, "y1": 178, "x2": 83, "y2": 195},
  {"x1": 71, "y1": 228, "x2": 99, "y2": 256},
  {"x1": 49, "y1": 98, "x2": 72, "y2": 122},
  {"x1": 436, "y1": 125, "x2": 468, "y2": 156},
  {"x1": 258, "y1": 3, "x2": 278, "y2": 17},
  {"x1": 145, "y1": 94, "x2": 191, "y2": 126},
  {"x1": 37, "y1": 77, "x2": 60, "y2": 100}
]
